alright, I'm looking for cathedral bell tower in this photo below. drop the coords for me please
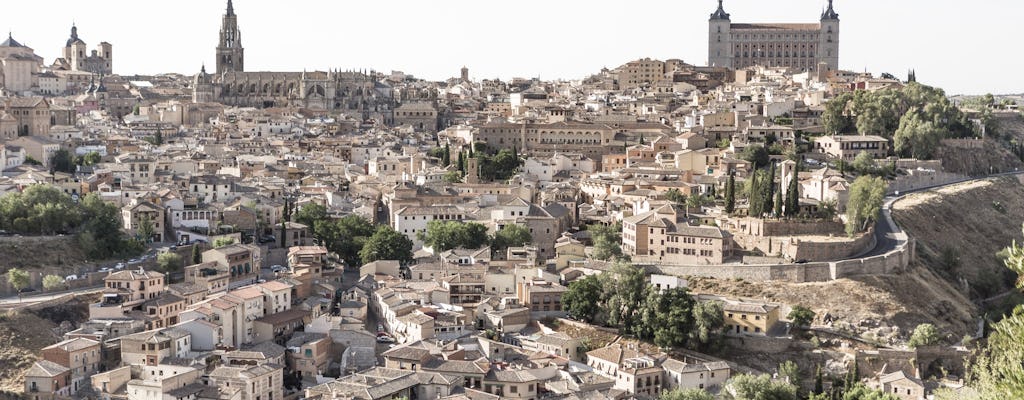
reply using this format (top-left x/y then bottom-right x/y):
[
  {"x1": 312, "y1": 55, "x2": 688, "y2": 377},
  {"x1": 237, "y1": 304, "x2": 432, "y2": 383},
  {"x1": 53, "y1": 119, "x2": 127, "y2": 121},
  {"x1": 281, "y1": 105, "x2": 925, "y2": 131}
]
[{"x1": 216, "y1": 0, "x2": 244, "y2": 74}]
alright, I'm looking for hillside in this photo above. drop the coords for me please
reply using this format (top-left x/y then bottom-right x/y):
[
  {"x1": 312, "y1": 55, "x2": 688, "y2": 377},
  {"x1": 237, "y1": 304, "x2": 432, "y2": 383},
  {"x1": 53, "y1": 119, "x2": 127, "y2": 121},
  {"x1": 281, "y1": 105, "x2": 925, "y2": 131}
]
[
  {"x1": 0, "y1": 297, "x2": 91, "y2": 392},
  {"x1": 893, "y1": 175, "x2": 1024, "y2": 302},
  {"x1": 0, "y1": 236, "x2": 92, "y2": 271}
]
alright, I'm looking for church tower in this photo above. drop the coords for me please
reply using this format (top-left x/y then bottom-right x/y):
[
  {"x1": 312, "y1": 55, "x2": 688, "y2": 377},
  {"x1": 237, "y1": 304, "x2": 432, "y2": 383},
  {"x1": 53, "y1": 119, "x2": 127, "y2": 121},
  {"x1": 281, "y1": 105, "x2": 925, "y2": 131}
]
[
  {"x1": 707, "y1": 0, "x2": 732, "y2": 68},
  {"x1": 818, "y1": 0, "x2": 840, "y2": 71},
  {"x1": 216, "y1": 0, "x2": 244, "y2": 75}
]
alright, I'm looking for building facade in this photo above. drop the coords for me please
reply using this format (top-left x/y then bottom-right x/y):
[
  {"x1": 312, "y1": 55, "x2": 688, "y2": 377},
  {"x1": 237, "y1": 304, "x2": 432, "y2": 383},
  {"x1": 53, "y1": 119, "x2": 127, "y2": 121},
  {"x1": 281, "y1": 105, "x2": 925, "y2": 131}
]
[
  {"x1": 197, "y1": 0, "x2": 395, "y2": 114},
  {"x1": 708, "y1": 0, "x2": 839, "y2": 71}
]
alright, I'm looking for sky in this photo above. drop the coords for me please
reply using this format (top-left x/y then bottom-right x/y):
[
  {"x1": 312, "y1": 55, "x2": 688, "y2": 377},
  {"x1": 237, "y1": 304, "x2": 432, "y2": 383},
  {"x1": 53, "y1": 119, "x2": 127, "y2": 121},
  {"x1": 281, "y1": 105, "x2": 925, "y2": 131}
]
[{"x1": 4, "y1": 0, "x2": 1022, "y2": 95}]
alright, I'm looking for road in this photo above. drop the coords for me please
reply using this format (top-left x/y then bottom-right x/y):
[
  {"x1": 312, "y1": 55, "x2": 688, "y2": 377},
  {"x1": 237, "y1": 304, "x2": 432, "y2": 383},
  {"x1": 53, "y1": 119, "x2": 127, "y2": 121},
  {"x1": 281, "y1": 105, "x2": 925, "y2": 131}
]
[
  {"x1": 860, "y1": 171, "x2": 1024, "y2": 258},
  {"x1": 0, "y1": 286, "x2": 103, "y2": 308}
]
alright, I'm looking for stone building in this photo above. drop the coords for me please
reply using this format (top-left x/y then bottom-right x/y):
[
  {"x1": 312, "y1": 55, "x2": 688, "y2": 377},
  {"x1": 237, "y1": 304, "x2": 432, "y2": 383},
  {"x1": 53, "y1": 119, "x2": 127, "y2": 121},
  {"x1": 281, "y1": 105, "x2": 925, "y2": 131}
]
[
  {"x1": 54, "y1": 24, "x2": 112, "y2": 75},
  {"x1": 708, "y1": 0, "x2": 839, "y2": 70},
  {"x1": 196, "y1": 0, "x2": 395, "y2": 115}
]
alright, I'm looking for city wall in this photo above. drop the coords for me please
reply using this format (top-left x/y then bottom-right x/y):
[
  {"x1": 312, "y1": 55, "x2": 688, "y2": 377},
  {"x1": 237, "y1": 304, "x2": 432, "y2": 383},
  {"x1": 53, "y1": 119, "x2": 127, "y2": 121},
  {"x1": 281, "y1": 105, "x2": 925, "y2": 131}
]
[{"x1": 648, "y1": 235, "x2": 913, "y2": 284}]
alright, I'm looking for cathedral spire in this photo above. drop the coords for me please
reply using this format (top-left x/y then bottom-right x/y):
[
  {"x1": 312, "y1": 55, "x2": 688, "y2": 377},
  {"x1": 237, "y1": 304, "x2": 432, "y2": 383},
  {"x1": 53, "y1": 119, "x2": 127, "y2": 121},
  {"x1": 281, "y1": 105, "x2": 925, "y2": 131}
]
[
  {"x1": 226, "y1": 0, "x2": 235, "y2": 16},
  {"x1": 710, "y1": 0, "x2": 730, "y2": 20},
  {"x1": 821, "y1": 0, "x2": 839, "y2": 20}
]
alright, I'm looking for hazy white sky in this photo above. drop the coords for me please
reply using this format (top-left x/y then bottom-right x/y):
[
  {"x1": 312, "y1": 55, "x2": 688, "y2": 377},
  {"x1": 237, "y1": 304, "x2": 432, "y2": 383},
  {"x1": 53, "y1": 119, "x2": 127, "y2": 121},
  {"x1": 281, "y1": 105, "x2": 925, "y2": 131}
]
[{"x1": 4, "y1": 0, "x2": 1022, "y2": 95}]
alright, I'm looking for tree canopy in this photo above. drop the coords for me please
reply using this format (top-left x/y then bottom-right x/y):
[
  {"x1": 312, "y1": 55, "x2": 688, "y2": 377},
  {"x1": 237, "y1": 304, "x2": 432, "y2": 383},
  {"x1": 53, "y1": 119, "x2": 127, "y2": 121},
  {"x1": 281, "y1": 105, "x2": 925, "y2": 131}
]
[
  {"x1": 42, "y1": 274, "x2": 65, "y2": 291},
  {"x1": 590, "y1": 222, "x2": 624, "y2": 261},
  {"x1": 740, "y1": 145, "x2": 771, "y2": 169},
  {"x1": 967, "y1": 224, "x2": 1024, "y2": 398},
  {"x1": 418, "y1": 221, "x2": 491, "y2": 252},
  {"x1": 822, "y1": 83, "x2": 976, "y2": 159},
  {"x1": 845, "y1": 176, "x2": 887, "y2": 236},
  {"x1": 359, "y1": 226, "x2": 413, "y2": 265},
  {"x1": 562, "y1": 262, "x2": 724, "y2": 350},
  {"x1": 491, "y1": 224, "x2": 532, "y2": 255}
]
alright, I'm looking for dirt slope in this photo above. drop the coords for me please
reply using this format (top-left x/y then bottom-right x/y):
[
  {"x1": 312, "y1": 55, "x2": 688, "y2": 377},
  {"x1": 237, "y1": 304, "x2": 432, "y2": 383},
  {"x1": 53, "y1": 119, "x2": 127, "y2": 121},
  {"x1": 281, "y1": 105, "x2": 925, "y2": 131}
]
[
  {"x1": 0, "y1": 298, "x2": 92, "y2": 392},
  {"x1": 0, "y1": 236, "x2": 92, "y2": 271},
  {"x1": 893, "y1": 175, "x2": 1024, "y2": 301}
]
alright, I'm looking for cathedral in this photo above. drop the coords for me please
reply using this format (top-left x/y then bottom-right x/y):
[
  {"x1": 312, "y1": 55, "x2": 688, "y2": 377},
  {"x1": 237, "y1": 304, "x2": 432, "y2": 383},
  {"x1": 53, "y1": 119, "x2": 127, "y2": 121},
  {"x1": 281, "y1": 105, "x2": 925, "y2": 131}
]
[
  {"x1": 194, "y1": 0, "x2": 394, "y2": 115},
  {"x1": 708, "y1": 0, "x2": 839, "y2": 71}
]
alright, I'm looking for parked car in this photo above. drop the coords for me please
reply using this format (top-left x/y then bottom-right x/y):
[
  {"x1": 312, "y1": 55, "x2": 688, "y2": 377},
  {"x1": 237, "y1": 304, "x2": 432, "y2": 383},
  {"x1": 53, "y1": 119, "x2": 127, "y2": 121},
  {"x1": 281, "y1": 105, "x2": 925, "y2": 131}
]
[
  {"x1": 19, "y1": 288, "x2": 36, "y2": 293},
  {"x1": 271, "y1": 265, "x2": 286, "y2": 273},
  {"x1": 259, "y1": 235, "x2": 276, "y2": 244},
  {"x1": 98, "y1": 267, "x2": 112, "y2": 273},
  {"x1": 114, "y1": 263, "x2": 126, "y2": 270},
  {"x1": 128, "y1": 258, "x2": 141, "y2": 264},
  {"x1": 64, "y1": 275, "x2": 78, "y2": 281},
  {"x1": 376, "y1": 335, "x2": 395, "y2": 344}
]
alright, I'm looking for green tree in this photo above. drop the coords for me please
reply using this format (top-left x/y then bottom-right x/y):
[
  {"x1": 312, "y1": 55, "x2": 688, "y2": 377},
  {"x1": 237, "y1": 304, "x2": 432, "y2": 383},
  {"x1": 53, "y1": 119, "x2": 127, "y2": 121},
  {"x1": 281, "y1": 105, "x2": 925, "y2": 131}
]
[
  {"x1": 320, "y1": 215, "x2": 375, "y2": 267},
  {"x1": 823, "y1": 92, "x2": 855, "y2": 134},
  {"x1": 590, "y1": 222, "x2": 624, "y2": 261},
  {"x1": 157, "y1": 252, "x2": 184, "y2": 274},
  {"x1": 562, "y1": 274, "x2": 605, "y2": 324},
  {"x1": 491, "y1": 224, "x2": 532, "y2": 255},
  {"x1": 725, "y1": 172, "x2": 736, "y2": 214},
  {"x1": 81, "y1": 151, "x2": 102, "y2": 166},
  {"x1": 907, "y1": 323, "x2": 939, "y2": 348},
  {"x1": 605, "y1": 262, "x2": 648, "y2": 336},
  {"x1": 740, "y1": 145, "x2": 771, "y2": 169},
  {"x1": 50, "y1": 149, "x2": 76, "y2": 173},
  {"x1": 894, "y1": 111, "x2": 946, "y2": 159},
  {"x1": 191, "y1": 244, "x2": 202, "y2": 264},
  {"x1": 665, "y1": 188, "x2": 686, "y2": 205},
  {"x1": 8, "y1": 268, "x2": 29, "y2": 300},
  {"x1": 852, "y1": 151, "x2": 876, "y2": 175},
  {"x1": 442, "y1": 170, "x2": 463, "y2": 184},
  {"x1": 788, "y1": 305, "x2": 816, "y2": 328},
  {"x1": 785, "y1": 163, "x2": 800, "y2": 217},
  {"x1": 968, "y1": 224, "x2": 1024, "y2": 398},
  {"x1": 841, "y1": 384, "x2": 900, "y2": 400},
  {"x1": 685, "y1": 193, "x2": 711, "y2": 213},
  {"x1": 659, "y1": 388, "x2": 713, "y2": 400},
  {"x1": 773, "y1": 184, "x2": 783, "y2": 217},
  {"x1": 845, "y1": 176, "x2": 887, "y2": 236},
  {"x1": 418, "y1": 221, "x2": 491, "y2": 252},
  {"x1": 766, "y1": 162, "x2": 777, "y2": 213},
  {"x1": 213, "y1": 237, "x2": 235, "y2": 248},
  {"x1": 726, "y1": 374, "x2": 798, "y2": 400},
  {"x1": 42, "y1": 274, "x2": 65, "y2": 291},
  {"x1": 639, "y1": 286, "x2": 696, "y2": 348},
  {"x1": 137, "y1": 216, "x2": 156, "y2": 242},
  {"x1": 442, "y1": 143, "x2": 451, "y2": 167},
  {"x1": 690, "y1": 300, "x2": 724, "y2": 349},
  {"x1": 457, "y1": 151, "x2": 465, "y2": 174},
  {"x1": 779, "y1": 360, "x2": 800, "y2": 386},
  {"x1": 360, "y1": 226, "x2": 413, "y2": 265},
  {"x1": 294, "y1": 203, "x2": 328, "y2": 234},
  {"x1": 814, "y1": 364, "x2": 824, "y2": 395}
]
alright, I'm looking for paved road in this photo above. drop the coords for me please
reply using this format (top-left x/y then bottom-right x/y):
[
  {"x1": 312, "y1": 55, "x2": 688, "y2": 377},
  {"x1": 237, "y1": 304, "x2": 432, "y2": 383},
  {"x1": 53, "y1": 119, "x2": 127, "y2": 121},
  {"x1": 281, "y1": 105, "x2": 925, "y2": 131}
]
[
  {"x1": 860, "y1": 171, "x2": 1024, "y2": 258},
  {"x1": 0, "y1": 286, "x2": 103, "y2": 307}
]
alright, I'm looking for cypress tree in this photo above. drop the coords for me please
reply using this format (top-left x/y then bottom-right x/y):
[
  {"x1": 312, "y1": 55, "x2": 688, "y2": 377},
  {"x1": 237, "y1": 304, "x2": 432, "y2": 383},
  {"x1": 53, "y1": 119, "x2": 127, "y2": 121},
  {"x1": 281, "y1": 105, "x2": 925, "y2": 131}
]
[
  {"x1": 774, "y1": 184, "x2": 783, "y2": 217},
  {"x1": 814, "y1": 364, "x2": 824, "y2": 395},
  {"x1": 442, "y1": 144, "x2": 450, "y2": 167},
  {"x1": 457, "y1": 151, "x2": 465, "y2": 174},
  {"x1": 766, "y1": 162, "x2": 776, "y2": 212},
  {"x1": 786, "y1": 162, "x2": 800, "y2": 217},
  {"x1": 191, "y1": 243, "x2": 201, "y2": 264},
  {"x1": 748, "y1": 171, "x2": 761, "y2": 217},
  {"x1": 639, "y1": 134, "x2": 645, "y2": 145},
  {"x1": 724, "y1": 172, "x2": 736, "y2": 214}
]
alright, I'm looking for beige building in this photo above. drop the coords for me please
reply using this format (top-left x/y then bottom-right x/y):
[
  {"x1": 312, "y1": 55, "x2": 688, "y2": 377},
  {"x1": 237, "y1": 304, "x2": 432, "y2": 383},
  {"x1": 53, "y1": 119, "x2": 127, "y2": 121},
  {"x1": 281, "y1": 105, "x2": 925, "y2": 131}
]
[
  {"x1": 623, "y1": 204, "x2": 733, "y2": 264},
  {"x1": 587, "y1": 344, "x2": 666, "y2": 397},
  {"x1": 814, "y1": 134, "x2": 889, "y2": 160},
  {"x1": 118, "y1": 328, "x2": 192, "y2": 366},
  {"x1": 203, "y1": 244, "x2": 259, "y2": 284},
  {"x1": 122, "y1": 201, "x2": 165, "y2": 243},
  {"x1": 208, "y1": 363, "x2": 284, "y2": 400},
  {"x1": 7, "y1": 135, "x2": 59, "y2": 168},
  {"x1": 24, "y1": 360, "x2": 72, "y2": 400},
  {"x1": 708, "y1": 0, "x2": 840, "y2": 70},
  {"x1": 723, "y1": 301, "x2": 780, "y2": 336},
  {"x1": 41, "y1": 338, "x2": 101, "y2": 394}
]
